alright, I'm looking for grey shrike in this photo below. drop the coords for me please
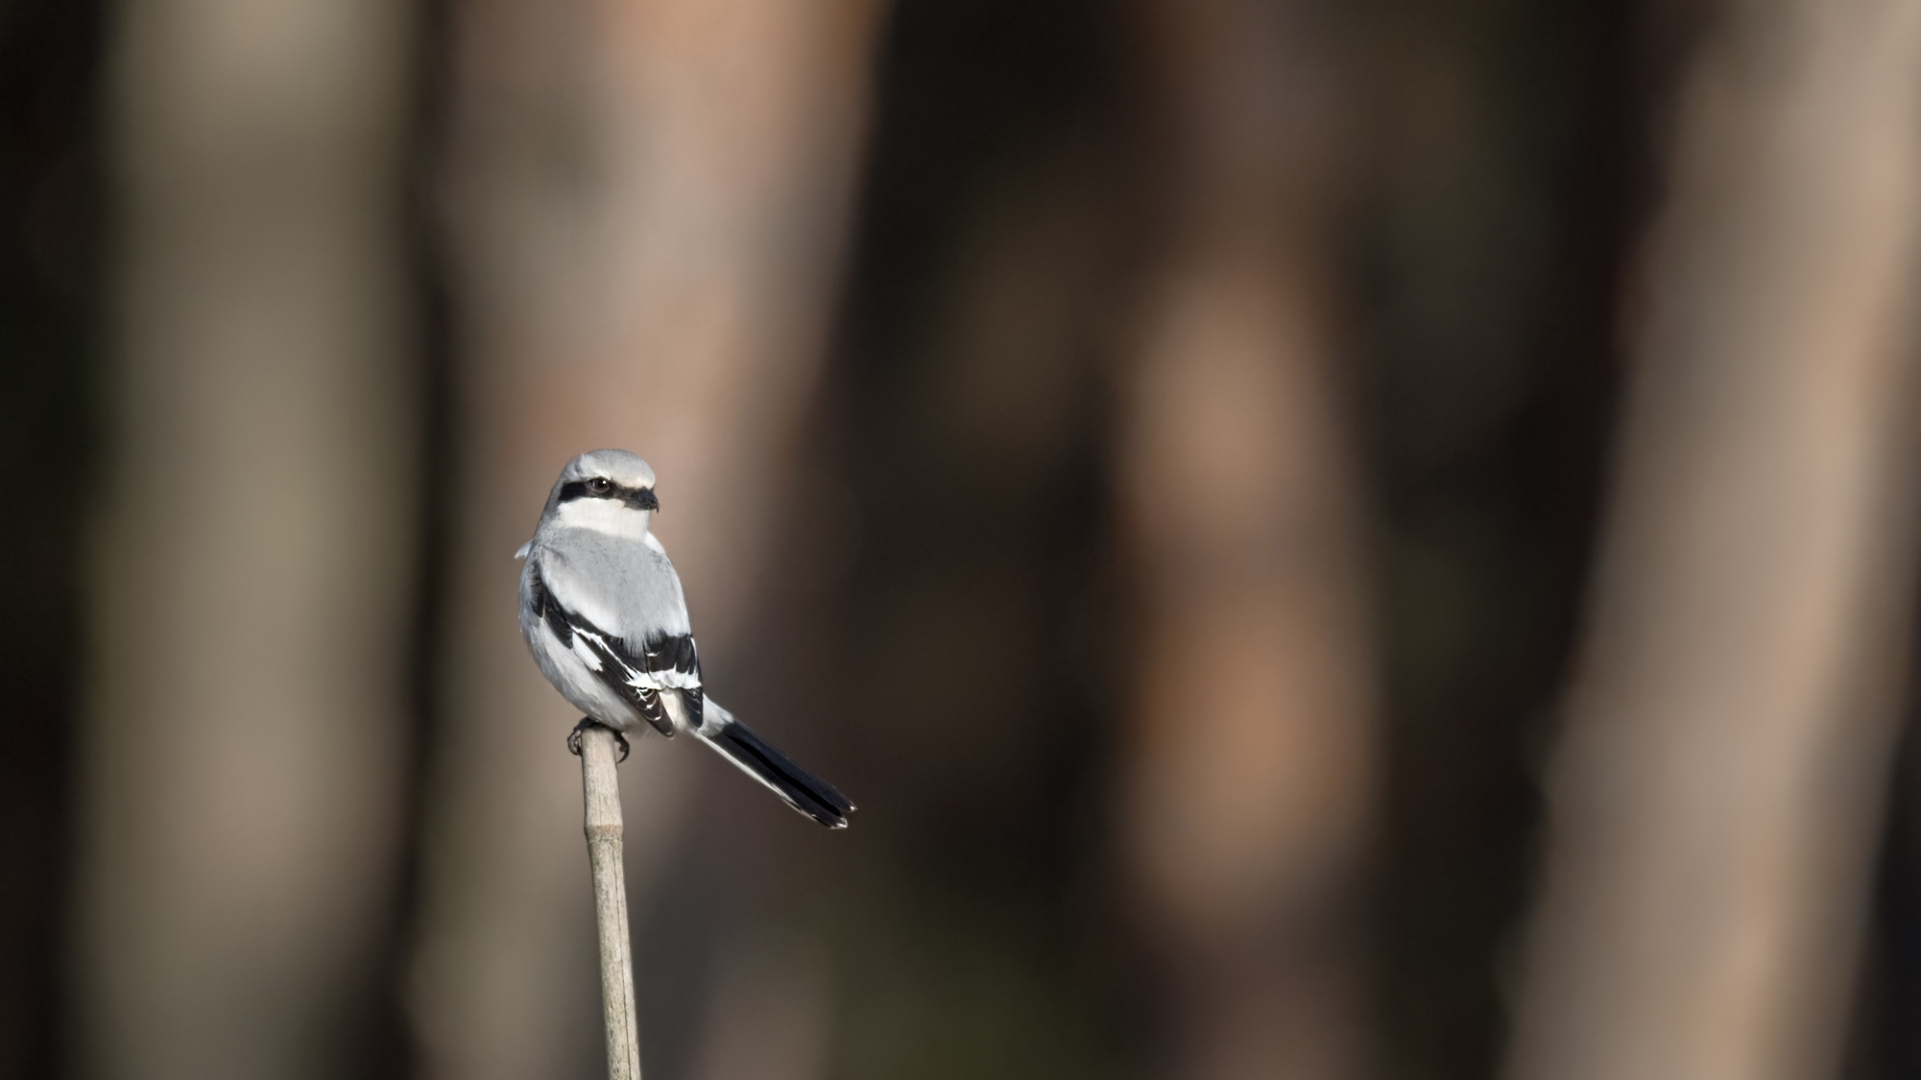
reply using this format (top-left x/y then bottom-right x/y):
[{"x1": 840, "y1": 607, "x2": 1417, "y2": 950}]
[{"x1": 516, "y1": 449, "x2": 854, "y2": 828}]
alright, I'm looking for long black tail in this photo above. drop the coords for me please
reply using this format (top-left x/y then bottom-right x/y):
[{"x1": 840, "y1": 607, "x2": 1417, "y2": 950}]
[{"x1": 697, "y1": 706, "x2": 854, "y2": 829}]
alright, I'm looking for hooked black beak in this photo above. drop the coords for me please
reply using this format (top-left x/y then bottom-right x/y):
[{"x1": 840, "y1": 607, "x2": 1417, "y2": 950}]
[{"x1": 636, "y1": 488, "x2": 660, "y2": 512}]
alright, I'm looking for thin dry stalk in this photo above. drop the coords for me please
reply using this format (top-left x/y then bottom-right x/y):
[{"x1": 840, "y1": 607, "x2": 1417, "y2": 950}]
[{"x1": 580, "y1": 727, "x2": 642, "y2": 1080}]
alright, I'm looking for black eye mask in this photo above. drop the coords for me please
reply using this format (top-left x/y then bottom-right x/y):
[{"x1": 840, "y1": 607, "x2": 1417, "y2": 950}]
[{"x1": 559, "y1": 480, "x2": 660, "y2": 512}]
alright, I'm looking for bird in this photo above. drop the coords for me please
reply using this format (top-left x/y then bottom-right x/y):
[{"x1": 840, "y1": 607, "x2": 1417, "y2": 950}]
[{"x1": 515, "y1": 449, "x2": 854, "y2": 829}]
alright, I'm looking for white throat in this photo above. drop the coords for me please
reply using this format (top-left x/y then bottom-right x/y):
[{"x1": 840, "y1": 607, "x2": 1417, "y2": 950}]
[{"x1": 552, "y1": 497, "x2": 653, "y2": 540}]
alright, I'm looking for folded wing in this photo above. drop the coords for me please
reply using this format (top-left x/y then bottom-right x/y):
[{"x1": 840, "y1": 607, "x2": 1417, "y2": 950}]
[{"x1": 530, "y1": 567, "x2": 702, "y2": 735}]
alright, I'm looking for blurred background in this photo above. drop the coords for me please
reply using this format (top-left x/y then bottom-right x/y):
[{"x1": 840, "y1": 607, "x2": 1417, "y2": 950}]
[{"x1": 7, "y1": 0, "x2": 1921, "y2": 1078}]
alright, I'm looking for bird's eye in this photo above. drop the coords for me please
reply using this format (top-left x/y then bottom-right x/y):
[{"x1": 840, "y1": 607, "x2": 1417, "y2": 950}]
[{"x1": 589, "y1": 477, "x2": 612, "y2": 494}]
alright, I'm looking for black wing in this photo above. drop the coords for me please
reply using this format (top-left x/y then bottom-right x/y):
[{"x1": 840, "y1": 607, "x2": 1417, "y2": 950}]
[{"x1": 531, "y1": 568, "x2": 703, "y2": 736}]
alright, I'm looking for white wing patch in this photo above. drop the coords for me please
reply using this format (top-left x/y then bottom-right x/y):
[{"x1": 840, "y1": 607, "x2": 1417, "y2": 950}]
[
  {"x1": 570, "y1": 626, "x2": 693, "y2": 688},
  {"x1": 569, "y1": 628, "x2": 608, "y2": 672}
]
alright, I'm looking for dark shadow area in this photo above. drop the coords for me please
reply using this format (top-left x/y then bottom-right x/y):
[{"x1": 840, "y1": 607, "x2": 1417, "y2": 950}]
[
  {"x1": 1846, "y1": 638, "x2": 1921, "y2": 1080},
  {"x1": 1354, "y1": 0, "x2": 1642, "y2": 1073},
  {"x1": 0, "y1": 1, "x2": 106, "y2": 1076},
  {"x1": 338, "y1": 0, "x2": 462, "y2": 1075}
]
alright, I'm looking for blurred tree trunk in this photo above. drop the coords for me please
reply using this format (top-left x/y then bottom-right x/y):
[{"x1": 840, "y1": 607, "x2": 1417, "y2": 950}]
[
  {"x1": 77, "y1": 0, "x2": 419, "y2": 1077},
  {"x1": 405, "y1": 0, "x2": 882, "y2": 1076},
  {"x1": 1503, "y1": 2, "x2": 1921, "y2": 1079},
  {"x1": 1119, "y1": 2, "x2": 1376, "y2": 1079}
]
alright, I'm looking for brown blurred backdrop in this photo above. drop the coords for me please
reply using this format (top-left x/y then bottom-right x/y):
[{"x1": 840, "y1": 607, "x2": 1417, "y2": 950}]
[{"x1": 6, "y1": 1, "x2": 1921, "y2": 1079}]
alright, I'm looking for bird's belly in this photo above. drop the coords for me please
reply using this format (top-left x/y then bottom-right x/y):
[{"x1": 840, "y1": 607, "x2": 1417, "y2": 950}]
[{"x1": 524, "y1": 617, "x2": 645, "y2": 731}]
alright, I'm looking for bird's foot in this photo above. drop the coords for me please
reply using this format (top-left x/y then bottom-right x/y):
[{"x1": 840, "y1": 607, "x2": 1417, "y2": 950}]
[{"x1": 566, "y1": 718, "x2": 631, "y2": 763}]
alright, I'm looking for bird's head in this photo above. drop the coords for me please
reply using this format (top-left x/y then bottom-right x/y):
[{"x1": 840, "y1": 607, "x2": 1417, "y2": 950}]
[{"x1": 544, "y1": 449, "x2": 661, "y2": 533}]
